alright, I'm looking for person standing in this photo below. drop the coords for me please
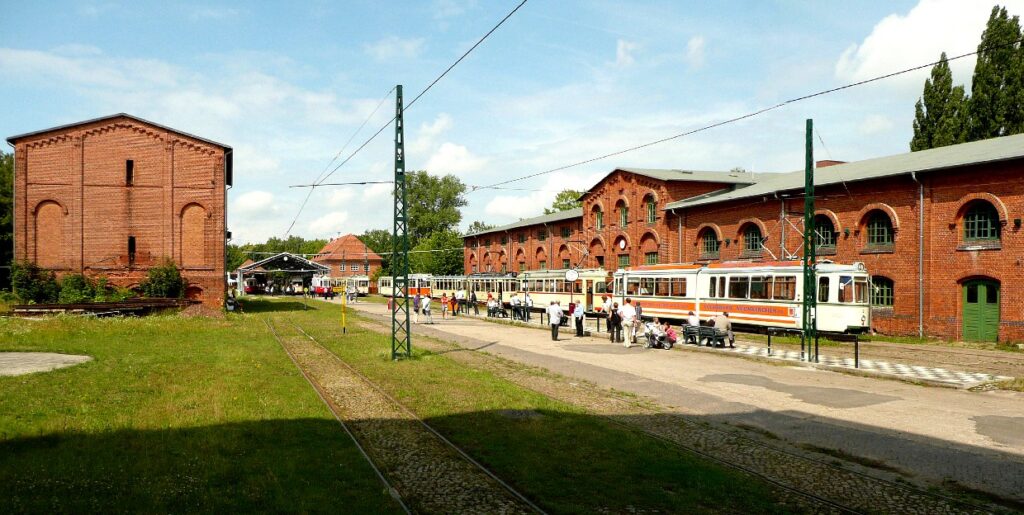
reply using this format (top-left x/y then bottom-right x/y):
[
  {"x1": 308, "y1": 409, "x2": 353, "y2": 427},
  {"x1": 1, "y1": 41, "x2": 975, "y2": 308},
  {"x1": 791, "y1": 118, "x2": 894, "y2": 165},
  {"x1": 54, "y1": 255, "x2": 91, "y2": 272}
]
[
  {"x1": 441, "y1": 293, "x2": 449, "y2": 320},
  {"x1": 510, "y1": 293, "x2": 521, "y2": 320},
  {"x1": 422, "y1": 295, "x2": 433, "y2": 324},
  {"x1": 413, "y1": 293, "x2": 421, "y2": 324},
  {"x1": 619, "y1": 298, "x2": 637, "y2": 347},
  {"x1": 455, "y1": 288, "x2": 465, "y2": 314},
  {"x1": 609, "y1": 302, "x2": 622, "y2": 343},
  {"x1": 524, "y1": 293, "x2": 533, "y2": 321},
  {"x1": 547, "y1": 301, "x2": 562, "y2": 341},
  {"x1": 574, "y1": 301, "x2": 585, "y2": 336}
]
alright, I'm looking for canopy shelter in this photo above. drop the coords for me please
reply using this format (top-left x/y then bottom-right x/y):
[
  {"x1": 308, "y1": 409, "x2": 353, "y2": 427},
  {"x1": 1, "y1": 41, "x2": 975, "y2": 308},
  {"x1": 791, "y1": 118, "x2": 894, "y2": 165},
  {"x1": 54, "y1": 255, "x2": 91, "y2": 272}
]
[{"x1": 235, "y1": 252, "x2": 329, "y2": 295}]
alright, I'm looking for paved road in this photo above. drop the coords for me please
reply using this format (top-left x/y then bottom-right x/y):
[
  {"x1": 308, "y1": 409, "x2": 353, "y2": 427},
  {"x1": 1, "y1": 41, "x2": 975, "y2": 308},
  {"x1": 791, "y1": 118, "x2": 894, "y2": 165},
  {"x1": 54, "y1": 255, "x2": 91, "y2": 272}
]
[{"x1": 343, "y1": 300, "x2": 1024, "y2": 503}]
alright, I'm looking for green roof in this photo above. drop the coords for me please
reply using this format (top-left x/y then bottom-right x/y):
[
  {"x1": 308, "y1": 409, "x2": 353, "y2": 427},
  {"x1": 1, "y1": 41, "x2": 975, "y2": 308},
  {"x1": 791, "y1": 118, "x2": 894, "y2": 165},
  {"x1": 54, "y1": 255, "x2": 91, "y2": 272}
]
[
  {"x1": 666, "y1": 133, "x2": 1024, "y2": 210},
  {"x1": 464, "y1": 208, "x2": 583, "y2": 238}
]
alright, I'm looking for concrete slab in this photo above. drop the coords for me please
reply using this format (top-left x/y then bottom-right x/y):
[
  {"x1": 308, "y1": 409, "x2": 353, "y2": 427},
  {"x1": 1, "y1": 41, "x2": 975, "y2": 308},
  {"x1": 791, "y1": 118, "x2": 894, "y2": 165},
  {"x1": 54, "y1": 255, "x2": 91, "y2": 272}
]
[{"x1": 0, "y1": 352, "x2": 92, "y2": 376}]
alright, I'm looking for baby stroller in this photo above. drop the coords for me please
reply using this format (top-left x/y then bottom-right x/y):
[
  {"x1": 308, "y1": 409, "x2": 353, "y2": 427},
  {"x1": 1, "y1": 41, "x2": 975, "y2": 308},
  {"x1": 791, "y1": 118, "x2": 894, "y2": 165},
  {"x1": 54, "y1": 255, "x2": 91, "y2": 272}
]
[{"x1": 643, "y1": 321, "x2": 673, "y2": 350}]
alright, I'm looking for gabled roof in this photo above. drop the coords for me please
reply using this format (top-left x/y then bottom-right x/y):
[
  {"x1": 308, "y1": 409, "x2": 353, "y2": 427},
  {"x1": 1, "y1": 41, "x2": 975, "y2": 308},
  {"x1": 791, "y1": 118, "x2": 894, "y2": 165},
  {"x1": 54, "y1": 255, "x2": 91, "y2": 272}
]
[
  {"x1": 464, "y1": 207, "x2": 583, "y2": 238},
  {"x1": 314, "y1": 234, "x2": 382, "y2": 262},
  {"x1": 6, "y1": 113, "x2": 232, "y2": 150},
  {"x1": 238, "y1": 252, "x2": 329, "y2": 273},
  {"x1": 666, "y1": 133, "x2": 1024, "y2": 210},
  {"x1": 614, "y1": 167, "x2": 759, "y2": 184}
]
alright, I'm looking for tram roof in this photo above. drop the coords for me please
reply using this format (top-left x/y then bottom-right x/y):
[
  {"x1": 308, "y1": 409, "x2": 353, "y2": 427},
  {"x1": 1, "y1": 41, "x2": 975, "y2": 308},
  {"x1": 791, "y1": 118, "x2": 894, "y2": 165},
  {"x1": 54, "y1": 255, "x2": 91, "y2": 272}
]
[
  {"x1": 666, "y1": 132, "x2": 1024, "y2": 210},
  {"x1": 237, "y1": 252, "x2": 329, "y2": 274}
]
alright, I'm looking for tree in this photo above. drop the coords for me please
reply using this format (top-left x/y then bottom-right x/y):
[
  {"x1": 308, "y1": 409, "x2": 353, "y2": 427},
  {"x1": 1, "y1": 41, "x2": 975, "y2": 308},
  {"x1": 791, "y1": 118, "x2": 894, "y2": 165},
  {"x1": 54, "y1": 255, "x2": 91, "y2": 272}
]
[
  {"x1": 360, "y1": 229, "x2": 394, "y2": 274},
  {"x1": 543, "y1": 190, "x2": 584, "y2": 214},
  {"x1": 409, "y1": 230, "x2": 464, "y2": 275},
  {"x1": 140, "y1": 259, "x2": 185, "y2": 298},
  {"x1": 910, "y1": 53, "x2": 968, "y2": 151},
  {"x1": 0, "y1": 151, "x2": 12, "y2": 289},
  {"x1": 968, "y1": 5, "x2": 1022, "y2": 140},
  {"x1": 465, "y1": 221, "x2": 495, "y2": 235},
  {"x1": 406, "y1": 171, "x2": 467, "y2": 245}
]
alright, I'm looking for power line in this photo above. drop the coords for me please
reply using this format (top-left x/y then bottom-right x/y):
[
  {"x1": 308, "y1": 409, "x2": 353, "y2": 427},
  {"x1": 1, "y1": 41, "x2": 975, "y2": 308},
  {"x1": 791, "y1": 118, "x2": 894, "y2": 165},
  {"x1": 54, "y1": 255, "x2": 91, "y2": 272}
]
[
  {"x1": 290, "y1": 180, "x2": 394, "y2": 188},
  {"x1": 472, "y1": 36, "x2": 1024, "y2": 191},
  {"x1": 311, "y1": 0, "x2": 529, "y2": 188}
]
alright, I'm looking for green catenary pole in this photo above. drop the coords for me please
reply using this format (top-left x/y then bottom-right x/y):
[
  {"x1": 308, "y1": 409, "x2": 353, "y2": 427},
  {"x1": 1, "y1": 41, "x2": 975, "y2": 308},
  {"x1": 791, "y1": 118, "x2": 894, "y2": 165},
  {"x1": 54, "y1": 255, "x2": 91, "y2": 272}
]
[
  {"x1": 391, "y1": 85, "x2": 412, "y2": 359},
  {"x1": 801, "y1": 118, "x2": 817, "y2": 362}
]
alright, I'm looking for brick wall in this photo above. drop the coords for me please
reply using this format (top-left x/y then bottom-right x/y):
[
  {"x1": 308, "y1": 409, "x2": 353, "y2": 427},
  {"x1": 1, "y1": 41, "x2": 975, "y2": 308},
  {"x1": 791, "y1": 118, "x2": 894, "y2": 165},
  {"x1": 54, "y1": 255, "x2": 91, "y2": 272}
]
[{"x1": 12, "y1": 116, "x2": 228, "y2": 307}]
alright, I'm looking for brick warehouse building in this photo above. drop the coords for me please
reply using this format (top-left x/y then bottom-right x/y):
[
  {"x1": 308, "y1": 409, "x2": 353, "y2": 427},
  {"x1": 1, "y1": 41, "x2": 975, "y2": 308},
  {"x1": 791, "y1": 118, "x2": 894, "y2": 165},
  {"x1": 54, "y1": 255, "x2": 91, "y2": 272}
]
[
  {"x1": 464, "y1": 133, "x2": 1024, "y2": 341},
  {"x1": 313, "y1": 234, "x2": 383, "y2": 278},
  {"x1": 7, "y1": 114, "x2": 232, "y2": 307}
]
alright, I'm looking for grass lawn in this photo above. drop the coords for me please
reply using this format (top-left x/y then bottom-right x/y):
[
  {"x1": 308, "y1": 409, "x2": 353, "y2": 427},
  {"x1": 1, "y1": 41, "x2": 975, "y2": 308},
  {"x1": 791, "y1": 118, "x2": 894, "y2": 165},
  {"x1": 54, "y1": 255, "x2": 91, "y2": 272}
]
[
  {"x1": 0, "y1": 306, "x2": 401, "y2": 513},
  {"x1": 288, "y1": 299, "x2": 804, "y2": 514}
]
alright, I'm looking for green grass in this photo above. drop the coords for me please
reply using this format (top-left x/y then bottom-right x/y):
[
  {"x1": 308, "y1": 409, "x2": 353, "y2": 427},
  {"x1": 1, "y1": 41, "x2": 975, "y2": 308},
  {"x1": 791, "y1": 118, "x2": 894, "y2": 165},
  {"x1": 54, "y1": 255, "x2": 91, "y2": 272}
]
[
  {"x1": 289, "y1": 301, "x2": 804, "y2": 514},
  {"x1": 0, "y1": 306, "x2": 401, "y2": 513}
]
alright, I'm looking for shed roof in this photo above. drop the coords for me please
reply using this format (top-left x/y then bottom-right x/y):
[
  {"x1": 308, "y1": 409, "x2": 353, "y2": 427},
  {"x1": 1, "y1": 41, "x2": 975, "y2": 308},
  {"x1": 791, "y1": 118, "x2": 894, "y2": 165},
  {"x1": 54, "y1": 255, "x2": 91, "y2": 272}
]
[
  {"x1": 6, "y1": 113, "x2": 233, "y2": 150},
  {"x1": 464, "y1": 207, "x2": 583, "y2": 238},
  {"x1": 666, "y1": 133, "x2": 1024, "y2": 210},
  {"x1": 614, "y1": 167, "x2": 758, "y2": 184},
  {"x1": 238, "y1": 252, "x2": 329, "y2": 274}
]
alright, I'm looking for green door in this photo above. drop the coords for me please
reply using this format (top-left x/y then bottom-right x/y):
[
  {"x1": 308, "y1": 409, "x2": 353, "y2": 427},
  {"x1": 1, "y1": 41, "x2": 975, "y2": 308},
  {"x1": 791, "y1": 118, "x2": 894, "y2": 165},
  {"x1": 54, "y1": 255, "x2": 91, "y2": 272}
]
[{"x1": 962, "y1": 280, "x2": 1000, "y2": 342}]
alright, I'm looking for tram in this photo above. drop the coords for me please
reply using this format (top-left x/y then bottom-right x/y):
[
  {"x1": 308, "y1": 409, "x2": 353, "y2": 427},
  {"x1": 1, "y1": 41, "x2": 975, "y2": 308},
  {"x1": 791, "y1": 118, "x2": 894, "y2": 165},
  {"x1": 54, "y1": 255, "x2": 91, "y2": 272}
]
[
  {"x1": 465, "y1": 273, "x2": 518, "y2": 301},
  {"x1": 331, "y1": 275, "x2": 370, "y2": 296},
  {"x1": 517, "y1": 268, "x2": 612, "y2": 311},
  {"x1": 377, "y1": 274, "x2": 433, "y2": 298},
  {"x1": 612, "y1": 261, "x2": 870, "y2": 333}
]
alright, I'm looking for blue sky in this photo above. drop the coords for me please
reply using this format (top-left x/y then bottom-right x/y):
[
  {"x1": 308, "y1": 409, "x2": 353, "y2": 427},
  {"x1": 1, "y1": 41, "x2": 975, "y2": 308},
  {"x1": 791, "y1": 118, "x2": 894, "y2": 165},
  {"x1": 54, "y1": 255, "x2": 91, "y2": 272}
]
[{"x1": 2, "y1": 0, "x2": 1021, "y2": 243}]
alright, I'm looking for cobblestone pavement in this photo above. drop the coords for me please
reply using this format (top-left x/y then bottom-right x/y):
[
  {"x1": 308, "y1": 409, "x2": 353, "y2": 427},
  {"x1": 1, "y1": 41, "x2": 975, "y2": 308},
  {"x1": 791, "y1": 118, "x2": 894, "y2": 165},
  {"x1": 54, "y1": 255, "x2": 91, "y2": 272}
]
[
  {"x1": 721, "y1": 344, "x2": 1012, "y2": 387},
  {"x1": 352, "y1": 312, "x2": 1000, "y2": 515},
  {"x1": 265, "y1": 316, "x2": 535, "y2": 515},
  {"x1": 0, "y1": 352, "x2": 92, "y2": 376}
]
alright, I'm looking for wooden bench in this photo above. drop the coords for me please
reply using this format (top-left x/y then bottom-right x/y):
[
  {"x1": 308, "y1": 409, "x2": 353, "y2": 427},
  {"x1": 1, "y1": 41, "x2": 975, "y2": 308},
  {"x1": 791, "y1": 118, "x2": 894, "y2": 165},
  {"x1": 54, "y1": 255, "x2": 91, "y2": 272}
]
[{"x1": 698, "y1": 326, "x2": 731, "y2": 347}]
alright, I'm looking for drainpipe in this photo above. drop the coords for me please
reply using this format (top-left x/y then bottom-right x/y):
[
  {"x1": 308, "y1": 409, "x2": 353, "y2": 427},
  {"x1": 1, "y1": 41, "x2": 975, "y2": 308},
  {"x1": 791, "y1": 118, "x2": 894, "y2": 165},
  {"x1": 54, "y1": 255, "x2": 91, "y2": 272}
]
[
  {"x1": 910, "y1": 172, "x2": 924, "y2": 337},
  {"x1": 6, "y1": 141, "x2": 15, "y2": 273},
  {"x1": 543, "y1": 222, "x2": 551, "y2": 270},
  {"x1": 776, "y1": 193, "x2": 786, "y2": 259},
  {"x1": 675, "y1": 208, "x2": 683, "y2": 263}
]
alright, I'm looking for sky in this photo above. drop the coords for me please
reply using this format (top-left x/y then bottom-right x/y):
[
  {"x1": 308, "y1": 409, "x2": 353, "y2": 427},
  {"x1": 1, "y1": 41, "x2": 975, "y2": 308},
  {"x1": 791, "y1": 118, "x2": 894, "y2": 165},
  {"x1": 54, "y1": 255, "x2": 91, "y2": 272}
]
[{"x1": 2, "y1": 0, "x2": 1022, "y2": 244}]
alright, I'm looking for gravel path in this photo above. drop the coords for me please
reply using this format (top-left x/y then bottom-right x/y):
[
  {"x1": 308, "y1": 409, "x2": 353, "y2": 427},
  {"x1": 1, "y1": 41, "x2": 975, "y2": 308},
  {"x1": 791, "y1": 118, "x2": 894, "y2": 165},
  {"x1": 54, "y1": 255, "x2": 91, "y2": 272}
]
[
  {"x1": 354, "y1": 314, "x2": 1000, "y2": 515},
  {"x1": 266, "y1": 316, "x2": 536, "y2": 515}
]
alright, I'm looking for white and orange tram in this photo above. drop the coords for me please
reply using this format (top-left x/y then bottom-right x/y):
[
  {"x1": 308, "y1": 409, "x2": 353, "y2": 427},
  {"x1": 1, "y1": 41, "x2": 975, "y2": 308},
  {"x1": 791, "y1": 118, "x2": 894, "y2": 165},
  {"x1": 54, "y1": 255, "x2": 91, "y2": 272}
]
[
  {"x1": 517, "y1": 268, "x2": 612, "y2": 312},
  {"x1": 377, "y1": 274, "x2": 433, "y2": 298},
  {"x1": 612, "y1": 261, "x2": 871, "y2": 333}
]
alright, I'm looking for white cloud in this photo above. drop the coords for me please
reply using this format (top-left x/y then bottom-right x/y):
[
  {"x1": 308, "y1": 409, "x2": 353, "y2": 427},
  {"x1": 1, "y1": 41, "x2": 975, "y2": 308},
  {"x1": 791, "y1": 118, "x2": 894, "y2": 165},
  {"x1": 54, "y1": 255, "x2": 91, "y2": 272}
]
[
  {"x1": 233, "y1": 191, "x2": 275, "y2": 213},
  {"x1": 859, "y1": 114, "x2": 894, "y2": 135},
  {"x1": 433, "y1": 0, "x2": 476, "y2": 19},
  {"x1": 363, "y1": 36, "x2": 426, "y2": 61},
  {"x1": 424, "y1": 142, "x2": 488, "y2": 176},
  {"x1": 326, "y1": 188, "x2": 355, "y2": 206},
  {"x1": 408, "y1": 113, "x2": 453, "y2": 155},
  {"x1": 308, "y1": 211, "x2": 350, "y2": 237},
  {"x1": 614, "y1": 39, "x2": 639, "y2": 67},
  {"x1": 685, "y1": 36, "x2": 705, "y2": 68},
  {"x1": 365, "y1": 182, "x2": 394, "y2": 199},
  {"x1": 834, "y1": 0, "x2": 1023, "y2": 88}
]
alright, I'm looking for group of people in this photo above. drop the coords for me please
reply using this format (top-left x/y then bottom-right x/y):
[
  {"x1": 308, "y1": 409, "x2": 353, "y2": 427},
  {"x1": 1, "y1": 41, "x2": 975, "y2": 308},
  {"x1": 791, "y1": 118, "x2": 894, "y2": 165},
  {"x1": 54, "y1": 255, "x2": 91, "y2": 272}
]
[
  {"x1": 545, "y1": 300, "x2": 586, "y2": 341},
  {"x1": 410, "y1": 290, "x2": 482, "y2": 324},
  {"x1": 507, "y1": 293, "x2": 534, "y2": 321},
  {"x1": 600, "y1": 296, "x2": 735, "y2": 349}
]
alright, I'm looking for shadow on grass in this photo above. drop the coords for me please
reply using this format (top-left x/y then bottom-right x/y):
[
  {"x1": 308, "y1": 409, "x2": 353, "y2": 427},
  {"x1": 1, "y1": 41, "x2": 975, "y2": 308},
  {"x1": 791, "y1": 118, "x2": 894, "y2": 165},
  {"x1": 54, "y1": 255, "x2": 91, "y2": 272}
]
[{"x1": 238, "y1": 298, "x2": 313, "y2": 313}]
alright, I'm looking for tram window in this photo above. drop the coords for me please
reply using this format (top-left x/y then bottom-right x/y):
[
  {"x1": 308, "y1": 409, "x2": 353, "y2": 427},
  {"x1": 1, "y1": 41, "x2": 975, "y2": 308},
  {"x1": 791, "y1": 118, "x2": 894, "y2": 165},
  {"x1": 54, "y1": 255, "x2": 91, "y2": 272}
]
[
  {"x1": 626, "y1": 278, "x2": 640, "y2": 296},
  {"x1": 640, "y1": 278, "x2": 655, "y2": 295},
  {"x1": 655, "y1": 278, "x2": 671, "y2": 296},
  {"x1": 593, "y1": 281, "x2": 608, "y2": 294},
  {"x1": 708, "y1": 277, "x2": 717, "y2": 298},
  {"x1": 670, "y1": 278, "x2": 686, "y2": 297},
  {"x1": 854, "y1": 278, "x2": 868, "y2": 304},
  {"x1": 749, "y1": 276, "x2": 770, "y2": 300},
  {"x1": 729, "y1": 276, "x2": 750, "y2": 299},
  {"x1": 838, "y1": 276, "x2": 854, "y2": 303},
  {"x1": 772, "y1": 276, "x2": 796, "y2": 300},
  {"x1": 818, "y1": 277, "x2": 830, "y2": 302},
  {"x1": 573, "y1": 280, "x2": 583, "y2": 294}
]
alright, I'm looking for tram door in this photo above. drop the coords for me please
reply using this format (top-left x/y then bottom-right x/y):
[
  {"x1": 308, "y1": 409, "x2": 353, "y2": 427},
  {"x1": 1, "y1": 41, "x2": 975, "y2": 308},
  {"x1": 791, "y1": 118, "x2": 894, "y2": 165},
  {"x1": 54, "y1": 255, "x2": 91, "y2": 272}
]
[{"x1": 962, "y1": 280, "x2": 1000, "y2": 342}]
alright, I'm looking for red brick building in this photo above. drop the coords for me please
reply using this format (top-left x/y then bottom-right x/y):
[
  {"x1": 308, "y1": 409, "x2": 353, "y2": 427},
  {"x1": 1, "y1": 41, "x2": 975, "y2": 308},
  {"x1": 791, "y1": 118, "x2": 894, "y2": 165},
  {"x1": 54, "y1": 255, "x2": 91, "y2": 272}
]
[
  {"x1": 7, "y1": 114, "x2": 232, "y2": 307},
  {"x1": 464, "y1": 134, "x2": 1024, "y2": 341},
  {"x1": 314, "y1": 234, "x2": 383, "y2": 278}
]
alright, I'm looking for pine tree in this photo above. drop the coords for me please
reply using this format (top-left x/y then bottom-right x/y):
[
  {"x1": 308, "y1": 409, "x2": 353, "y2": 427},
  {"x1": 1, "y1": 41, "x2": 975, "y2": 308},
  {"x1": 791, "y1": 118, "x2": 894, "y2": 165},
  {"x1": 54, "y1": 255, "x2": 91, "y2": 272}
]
[
  {"x1": 910, "y1": 53, "x2": 968, "y2": 151},
  {"x1": 968, "y1": 5, "x2": 1022, "y2": 140}
]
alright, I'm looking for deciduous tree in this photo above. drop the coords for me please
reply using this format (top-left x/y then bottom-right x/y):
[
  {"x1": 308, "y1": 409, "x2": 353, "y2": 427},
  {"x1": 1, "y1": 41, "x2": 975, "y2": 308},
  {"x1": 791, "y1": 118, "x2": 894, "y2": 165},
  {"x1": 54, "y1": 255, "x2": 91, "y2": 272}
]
[{"x1": 544, "y1": 190, "x2": 584, "y2": 214}]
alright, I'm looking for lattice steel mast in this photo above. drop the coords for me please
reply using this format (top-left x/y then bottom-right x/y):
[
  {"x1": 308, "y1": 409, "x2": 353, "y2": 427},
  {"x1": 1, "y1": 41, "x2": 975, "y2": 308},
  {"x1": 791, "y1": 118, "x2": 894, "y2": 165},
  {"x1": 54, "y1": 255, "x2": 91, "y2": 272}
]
[
  {"x1": 801, "y1": 119, "x2": 818, "y2": 362},
  {"x1": 391, "y1": 85, "x2": 412, "y2": 359}
]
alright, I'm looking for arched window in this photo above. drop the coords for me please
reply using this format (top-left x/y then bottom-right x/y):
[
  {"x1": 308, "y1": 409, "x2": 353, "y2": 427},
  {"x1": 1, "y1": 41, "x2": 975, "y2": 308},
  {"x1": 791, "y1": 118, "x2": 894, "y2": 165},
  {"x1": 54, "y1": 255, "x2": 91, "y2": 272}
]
[
  {"x1": 814, "y1": 214, "x2": 836, "y2": 253},
  {"x1": 34, "y1": 201, "x2": 65, "y2": 269},
  {"x1": 871, "y1": 276, "x2": 894, "y2": 307},
  {"x1": 593, "y1": 207, "x2": 604, "y2": 230},
  {"x1": 963, "y1": 201, "x2": 1000, "y2": 241},
  {"x1": 644, "y1": 194, "x2": 657, "y2": 224},
  {"x1": 181, "y1": 204, "x2": 208, "y2": 268},
  {"x1": 865, "y1": 211, "x2": 894, "y2": 248},
  {"x1": 618, "y1": 202, "x2": 629, "y2": 227},
  {"x1": 699, "y1": 228, "x2": 719, "y2": 259},
  {"x1": 742, "y1": 224, "x2": 763, "y2": 256}
]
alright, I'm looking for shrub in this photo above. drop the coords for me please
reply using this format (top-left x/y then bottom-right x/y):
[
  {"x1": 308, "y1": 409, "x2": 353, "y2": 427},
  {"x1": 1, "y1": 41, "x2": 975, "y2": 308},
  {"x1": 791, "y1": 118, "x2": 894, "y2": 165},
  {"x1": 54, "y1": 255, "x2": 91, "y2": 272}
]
[
  {"x1": 58, "y1": 273, "x2": 96, "y2": 304},
  {"x1": 11, "y1": 262, "x2": 59, "y2": 304},
  {"x1": 140, "y1": 259, "x2": 185, "y2": 298}
]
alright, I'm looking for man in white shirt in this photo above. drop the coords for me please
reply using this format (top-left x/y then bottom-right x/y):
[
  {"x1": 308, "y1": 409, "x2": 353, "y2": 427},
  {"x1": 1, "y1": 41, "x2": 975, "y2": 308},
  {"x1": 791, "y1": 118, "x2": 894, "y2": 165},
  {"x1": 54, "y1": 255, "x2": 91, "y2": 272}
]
[
  {"x1": 618, "y1": 298, "x2": 637, "y2": 348},
  {"x1": 421, "y1": 295, "x2": 433, "y2": 324},
  {"x1": 573, "y1": 301, "x2": 585, "y2": 336},
  {"x1": 510, "y1": 293, "x2": 521, "y2": 320},
  {"x1": 547, "y1": 301, "x2": 562, "y2": 341},
  {"x1": 524, "y1": 293, "x2": 533, "y2": 321},
  {"x1": 686, "y1": 310, "x2": 700, "y2": 327}
]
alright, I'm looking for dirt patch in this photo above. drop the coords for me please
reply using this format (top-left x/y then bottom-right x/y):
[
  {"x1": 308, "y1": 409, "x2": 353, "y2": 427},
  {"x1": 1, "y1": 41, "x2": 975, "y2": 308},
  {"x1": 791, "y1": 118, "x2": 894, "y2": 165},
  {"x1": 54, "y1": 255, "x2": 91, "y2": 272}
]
[{"x1": 179, "y1": 304, "x2": 225, "y2": 319}]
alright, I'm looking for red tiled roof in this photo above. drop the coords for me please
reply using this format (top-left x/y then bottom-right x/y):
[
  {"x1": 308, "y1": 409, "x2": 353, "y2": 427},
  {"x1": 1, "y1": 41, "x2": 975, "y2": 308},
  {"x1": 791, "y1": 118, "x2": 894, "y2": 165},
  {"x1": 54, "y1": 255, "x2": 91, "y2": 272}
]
[{"x1": 314, "y1": 234, "x2": 383, "y2": 262}]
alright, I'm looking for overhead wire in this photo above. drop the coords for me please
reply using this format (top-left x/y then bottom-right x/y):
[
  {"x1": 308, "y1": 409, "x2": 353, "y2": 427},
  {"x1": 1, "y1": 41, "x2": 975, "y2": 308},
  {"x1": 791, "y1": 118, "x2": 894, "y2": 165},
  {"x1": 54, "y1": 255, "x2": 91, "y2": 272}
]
[{"x1": 471, "y1": 36, "x2": 1024, "y2": 192}]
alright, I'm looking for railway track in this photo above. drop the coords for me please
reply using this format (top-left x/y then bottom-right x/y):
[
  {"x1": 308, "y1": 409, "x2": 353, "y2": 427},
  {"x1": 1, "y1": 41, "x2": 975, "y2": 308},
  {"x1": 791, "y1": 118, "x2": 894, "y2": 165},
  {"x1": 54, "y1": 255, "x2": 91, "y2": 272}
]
[{"x1": 262, "y1": 316, "x2": 544, "y2": 515}]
